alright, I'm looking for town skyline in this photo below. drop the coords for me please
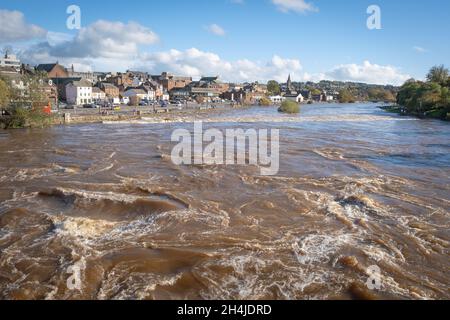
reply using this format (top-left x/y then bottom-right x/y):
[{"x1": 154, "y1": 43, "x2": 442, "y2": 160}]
[{"x1": 1, "y1": 0, "x2": 450, "y2": 85}]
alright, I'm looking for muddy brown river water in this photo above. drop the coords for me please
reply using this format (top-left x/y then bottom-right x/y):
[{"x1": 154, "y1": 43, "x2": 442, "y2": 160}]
[{"x1": 0, "y1": 103, "x2": 449, "y2": 300}]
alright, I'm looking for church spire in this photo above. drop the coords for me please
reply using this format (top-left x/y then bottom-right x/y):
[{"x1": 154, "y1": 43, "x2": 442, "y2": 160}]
[{"x1": 287, "y1": 74, "x2": 293, "y2": 93}]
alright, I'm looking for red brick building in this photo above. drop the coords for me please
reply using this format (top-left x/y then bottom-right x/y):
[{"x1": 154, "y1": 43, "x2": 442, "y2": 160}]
[{"x1": 36, "y1": 63, "x2": 68, "y2": 79}]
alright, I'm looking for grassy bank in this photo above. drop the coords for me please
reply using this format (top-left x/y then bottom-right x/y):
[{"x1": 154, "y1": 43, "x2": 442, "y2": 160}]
[
  {"x1": 0, "y1": 108, "x2": 56, "y2": 129},
  {"x1": 380, "y1": 105, "x2": 450, "y2": 121}
]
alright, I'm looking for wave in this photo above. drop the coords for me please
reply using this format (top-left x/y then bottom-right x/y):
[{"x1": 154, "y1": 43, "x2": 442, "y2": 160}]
[
  {"x1": 37, "y1": 188, "x2": 188, "y2": 222},
  {"x1": 103, "y1": 114, "x2": 419, "y2": 125}
]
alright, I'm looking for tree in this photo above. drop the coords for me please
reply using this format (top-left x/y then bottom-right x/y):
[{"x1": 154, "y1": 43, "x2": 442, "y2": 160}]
[
  {"x1": 259, "y1": 97, "x2": 272, "y2": 106},
  {"x1": 1, "y1": 73, "x2": 53, "y2": 128},
  {"x1": 278, "y1": 100, "x2": 300, "y2": 114},
  {"x1": 338, "y1": 89, "x2": 356, "y2": 103},
  {"x1": 426, "y1": 65, "x2": 449, "y2": 85},
  {"x1": 267, "y1": 80, "x2": 281, "y2": 95},
  {"x1": 311, "y1": 88, "x2": 321, "y2": 95},
  {"x1": 367, "y1": 88, "x2": 396, "y2": 102},
  {"x1": 0, "y1": 78, "x2": 10, "y2": 108},
  {"x1": 396, "y1": 79, "x2": 450, "y2": 118}
]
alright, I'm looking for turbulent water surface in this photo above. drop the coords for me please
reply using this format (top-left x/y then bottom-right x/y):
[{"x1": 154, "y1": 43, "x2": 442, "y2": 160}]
[{"x1": 0, "y1": 103, "x2": 449, "y2": 300}]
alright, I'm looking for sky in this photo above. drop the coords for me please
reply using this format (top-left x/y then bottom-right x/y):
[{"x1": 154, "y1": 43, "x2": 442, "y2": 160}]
[{"x1": 0, "y1": 0, "x2": 449, "y2": 85}]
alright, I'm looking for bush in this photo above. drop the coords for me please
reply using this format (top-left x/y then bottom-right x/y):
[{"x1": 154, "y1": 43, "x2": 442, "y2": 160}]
[
  {"x1": 259, "y1": 97, "x2": 272, "y2": 106},
  {"x1": 338, "y1": 89, "x2": 356, "y2": 103},
  {"x1": 1, "y1": 107, "x2": 53, "y2": 129},
  {"x1": 278, "y1": 100, "x2": 300, "y2": 114}
]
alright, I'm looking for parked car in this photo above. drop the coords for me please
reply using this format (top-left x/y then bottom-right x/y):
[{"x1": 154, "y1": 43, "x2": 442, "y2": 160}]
[
  {"x1": 60, "y1": 103, "x2": 75, "y2": 109},
  {"x1": 83, "y1": 103, "x2": 99, "y2": 109}
]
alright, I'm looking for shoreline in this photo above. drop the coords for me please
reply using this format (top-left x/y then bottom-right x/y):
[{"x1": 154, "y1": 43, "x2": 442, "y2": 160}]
[
  {"x1": 0, "y1": 104, "x2": 252, "y2": 129},
  {"x1": 380, "y1": 105, "x2": 450, "y2": 121}
]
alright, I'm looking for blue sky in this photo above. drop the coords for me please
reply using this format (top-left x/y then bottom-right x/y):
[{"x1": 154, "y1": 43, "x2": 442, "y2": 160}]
[{"x1": 1, "y1": 0, "x2": 449, "y2": 85}]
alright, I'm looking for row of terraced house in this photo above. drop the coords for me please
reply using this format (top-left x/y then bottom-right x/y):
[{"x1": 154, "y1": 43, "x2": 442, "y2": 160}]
[{"x1": 1, "y1": 51, "x2": 335, "y2": 108}]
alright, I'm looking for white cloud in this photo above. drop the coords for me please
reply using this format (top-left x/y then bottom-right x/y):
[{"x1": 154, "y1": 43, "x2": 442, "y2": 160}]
[
  {"x1": 271, "y1": 0, "x2": 318, "y2": 14},
  {"x1": 0, "y1": 9, "x2": 47, "y2": 43},
  {"x1": 413, "y1": 46, "x2": 427, "y2": 53},
  {"x1": 325, "y1": 61, "x2": 411, "y2": 85},
  {"x1": 46, "y1": 32, "x2": 75, "y2": 47},
  {"x1": 48, "y1": 20, "x2": 158, "y2": 59},
  {"x1": 20, "y1": 20, "x2": 159, "y2": 71},
  {"x1": 139, "y1": 48, "x2": 303, "y2": 83},
  {"x1": 205, "y1": 24, "x2": 226, "y2": 36}
]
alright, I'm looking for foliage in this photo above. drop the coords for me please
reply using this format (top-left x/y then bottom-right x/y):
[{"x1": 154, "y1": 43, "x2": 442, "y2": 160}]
[
  {"x1": 1, "y1": 106, "x2": 53, "y2": 129},
  {"x1": 396, "y1": 65, "x2": 450, "y2": 120},
  {"x1": 278, "y1": 100, "x2": 300, "y2": 114},
  {"x1": 0, "y1": 78, "x2": 10, "y2": 108},
  {"x1": 259, "y1": 97, "x2": 272, "y2": 106},
  {"x1": 338, "y1": 89, "x2": 356, "y2": 103},
  {"x1": 426, "y1": 65, "x2": 449, "y2": 85},
  {"x1": 1, "y1": 72, "x2": 54, "y2": 129},
  {"x1": 367, "y1": 88, "x2": 396, "y2": 102},
  {"x1": 267, "y1": 80, "x2": 281, "y2": 96},
  {"x1": 311, "y1": 88, "x2": 322, "y2": 95}
]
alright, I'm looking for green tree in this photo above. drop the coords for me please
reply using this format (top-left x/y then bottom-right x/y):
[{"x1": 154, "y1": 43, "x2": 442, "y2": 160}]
[
  {"x1": 0, "y1": 78, "x2": 10, "y2": 108},
  {"x1": 396, "y1": 79, "x2": 450, "y2": 118},
  {"x1": 267, "y1": 80, "x2": 281, "y2": 95},
  {"x1": 311, "y1": 88, "x2": 321, "y2": 95},
  {"x1": 367, "y1": 88, "x2": 396, "y2": 102},
  {"x1": 426, "y1": 65, "x2": 449, "y2": 85},
  {"x1": 1, "y1": 72, "x2": 54, "y2": 128},
  {"x1": 278, "y1": 100, "x2": 300, "y2": 114},
  {"x1": 338, "y1": 89, "x2": 356, "y2": 103},
  {"x1": 259, "y1": 97, "x2": 272, "y2": 106}
]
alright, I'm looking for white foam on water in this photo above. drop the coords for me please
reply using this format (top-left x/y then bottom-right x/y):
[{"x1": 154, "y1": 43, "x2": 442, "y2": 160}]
[
  {"x1": 97, "y1": 270, "x2": 183, "y2": 300},
  {"x1": 51, "y1": 215, "x2": 118, "y2": 239},
  {"x1": 293, "y1": 234, "x2": 353, "y2": 265},
  {"x1": 102, "y1": 114, "x2": 419, "y2": 125}
]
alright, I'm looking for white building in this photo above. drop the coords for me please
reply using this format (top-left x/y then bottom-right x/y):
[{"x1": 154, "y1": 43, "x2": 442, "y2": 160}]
[
  {"x1": 0, "y1": 53, "x2": 21, "y2": 71},
  {"x1": 284, "y1": 93, "x2": 304, "y2": 103},
  {"x1": 269, "y1": 95, "x2": 286, "y2": 104},
  {"x1": 121, "y1": 96, "x2": 130, "y2": 105},
  {"x1": 66, "y1": 80, "x2": 93, "y2": 105},
  {"x1": 123, "y1": 88, "x2": 155, "y2": 101},
  {"x1": 161, "y1": 92, "x2": 170, "y2": 101}
]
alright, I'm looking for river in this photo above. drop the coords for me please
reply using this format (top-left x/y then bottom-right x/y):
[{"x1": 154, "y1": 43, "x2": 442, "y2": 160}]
[{"x1": 0, "y1": 103, "x2": 448, "y2": 299}]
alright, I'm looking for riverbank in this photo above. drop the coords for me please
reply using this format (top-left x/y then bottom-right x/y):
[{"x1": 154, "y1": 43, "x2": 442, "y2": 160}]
[
  {"x1": 0, "y1": 104, "x2": 248, "y2": 129},
  {"x1": 380, "y1": 105, "x2": 450, "y2": 121}
]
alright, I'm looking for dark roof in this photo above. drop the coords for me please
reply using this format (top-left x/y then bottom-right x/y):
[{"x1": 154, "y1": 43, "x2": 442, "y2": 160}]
[
  {"x1": 200, "y1": 76, "x2": 219, "y2": 82},
  {"x1": 92, "y1": 87, "x2": 104, "y2": 93},
  {"x1": 69, "y1": 79, "x2": 92, "y2": 87},
  {"x1": 36, "y1": 63, "x2": 60, "y2": 72},
  {"x1": 125, "y1": 88, "x2": 147, "y2": 95},
  {"x1": 101, "y1": 82, "x2": 118, "y2": 88}
]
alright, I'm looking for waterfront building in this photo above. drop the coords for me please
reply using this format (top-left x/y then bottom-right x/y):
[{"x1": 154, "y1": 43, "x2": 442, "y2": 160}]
[
  {"x1": 99, "y1": 83, "x2": 120, "y2": 99},
  {"x1": 92, "y1": 87, "x2": 106, "y2": 101},
  {"x1": 154, "y1": 72, "x2": 192, "y2": 91},
  {"x1": 65, "y1": 79, "x2": 93, "y2": 105}
]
